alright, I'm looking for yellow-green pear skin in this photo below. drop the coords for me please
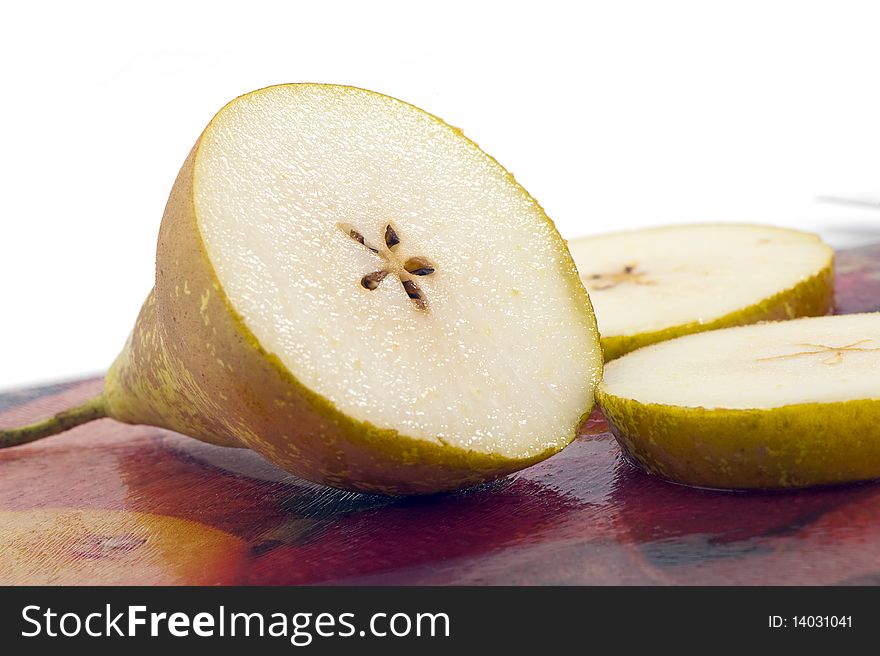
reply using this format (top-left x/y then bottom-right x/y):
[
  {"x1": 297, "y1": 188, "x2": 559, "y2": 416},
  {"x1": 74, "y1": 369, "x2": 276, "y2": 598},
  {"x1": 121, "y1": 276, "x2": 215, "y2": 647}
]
[
  {"x1": 599, "y1": 393, "x2": 880, "y2": 489},
  {"x1": 600, "y1": 263, "x2": 834, "y2": 361},
  {"x1": 99, "y1": 85, "x2": 600, "y2": 495}
]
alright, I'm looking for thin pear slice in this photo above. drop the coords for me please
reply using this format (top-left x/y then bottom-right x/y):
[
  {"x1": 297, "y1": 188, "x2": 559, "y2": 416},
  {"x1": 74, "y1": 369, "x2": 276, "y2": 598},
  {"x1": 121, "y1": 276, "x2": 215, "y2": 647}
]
[
  {"x1": 568, "y1": 224, "x2": 834, "y2": 360},
  {"x1": 0, "y1": 509, "x2": 248, "y2": 585},
  {"x1": 599, "y1": 313, "x2": 880, "y2": 489},
  {"x1": 0, "y1": 84, "x2": 602, "y2": 494}
]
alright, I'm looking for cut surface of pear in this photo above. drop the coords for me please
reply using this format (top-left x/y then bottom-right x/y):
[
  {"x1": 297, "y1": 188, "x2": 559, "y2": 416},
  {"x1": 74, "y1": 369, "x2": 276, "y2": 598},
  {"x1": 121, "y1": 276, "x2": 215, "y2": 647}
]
[
  {"x1": 193, "y1": 86, "x2": 600, "y2": 458},
  {"x1": 598, "y1": 313, "x2": 880, "y2": 489},
  {"x1": 0, "y1": 509, "x2": 248, "y2": 585},
  {"x1": 1, "y1": 84, "x2": 602, "y2": 495},
  {"x1": 568, "y1": 224, "x2": 834, "y2": 360}
]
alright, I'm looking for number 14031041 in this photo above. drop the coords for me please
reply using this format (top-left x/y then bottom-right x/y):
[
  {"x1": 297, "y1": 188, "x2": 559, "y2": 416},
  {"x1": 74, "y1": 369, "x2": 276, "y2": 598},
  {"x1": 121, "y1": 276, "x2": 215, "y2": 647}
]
[{"x1": 769, "y1": 616, "x2": 852, "y2": 629}]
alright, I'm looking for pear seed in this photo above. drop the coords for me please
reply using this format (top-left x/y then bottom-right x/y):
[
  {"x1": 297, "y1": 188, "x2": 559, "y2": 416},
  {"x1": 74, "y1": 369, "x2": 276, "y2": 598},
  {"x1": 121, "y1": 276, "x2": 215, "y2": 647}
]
[
  {"x1": 343, "y1": 225, "x2": 378, "y2": 253},
  {"x1": 385, "y1": 224, "x2": 401, "y2": 249},
  {"x1": 401, "y1": 279, "x2": 428, "y2": 311},
  {"x1": 404, "y1": 256, "x2": 435, "y2": 276},
  {"x1": 361, "y1": 270, "x2": 389, "y2": 290}
]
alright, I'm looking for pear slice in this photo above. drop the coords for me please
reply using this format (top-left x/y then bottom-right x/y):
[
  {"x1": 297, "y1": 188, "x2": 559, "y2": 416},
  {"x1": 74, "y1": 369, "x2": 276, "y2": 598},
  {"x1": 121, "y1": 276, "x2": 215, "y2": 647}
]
[
  {"x1": 568, "y1": 224, "x2": 834, "y2": 360},
  {"x1": 0, "y1": 84, "x2": 602, "y2": 494},
  {"x1": 0, "y1": 509, "x2": 248, "y2": 585},
  {"x1": 598, "y1": 313, "x2": 880, "y2": 489}
]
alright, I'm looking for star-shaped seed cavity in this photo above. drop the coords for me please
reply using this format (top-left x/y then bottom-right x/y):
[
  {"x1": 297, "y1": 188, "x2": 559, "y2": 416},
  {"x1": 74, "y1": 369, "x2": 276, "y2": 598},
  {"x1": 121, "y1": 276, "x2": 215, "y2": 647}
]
[
  {"x1": 340, "y1": 223, "x2": 437, "y2": 311},
  {"x1": 585, "y1": 263, "x2": 656, "y2": 290},
  {"x1": 756, "y1": 339, "x2": 880, "y2": 365}
]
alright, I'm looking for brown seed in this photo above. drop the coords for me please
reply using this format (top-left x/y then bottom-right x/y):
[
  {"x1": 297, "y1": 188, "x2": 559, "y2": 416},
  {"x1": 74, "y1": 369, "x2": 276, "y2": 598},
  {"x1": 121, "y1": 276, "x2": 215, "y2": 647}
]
[
  {"x1": 361, "y1": 270, "x2": 389, "y2": 290},
  {"x1": 345, "y1": 226, "x2": 378, "y2": 253},
  {"x1": 385, "y1": 224, "x2": 401, "y2": 249},
  {"x1": 401, "y1": 279, "x2": 428, "y2": 310},
  {"x1": 404, "y1": 256, "x2": 435, "y2": 276}
]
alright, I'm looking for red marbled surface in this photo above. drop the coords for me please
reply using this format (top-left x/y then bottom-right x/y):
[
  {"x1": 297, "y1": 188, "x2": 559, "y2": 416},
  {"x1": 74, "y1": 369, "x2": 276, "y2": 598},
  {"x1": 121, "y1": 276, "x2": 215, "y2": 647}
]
[{"x1": 2, "y1": 245, "x2": 879, "y2": 585}]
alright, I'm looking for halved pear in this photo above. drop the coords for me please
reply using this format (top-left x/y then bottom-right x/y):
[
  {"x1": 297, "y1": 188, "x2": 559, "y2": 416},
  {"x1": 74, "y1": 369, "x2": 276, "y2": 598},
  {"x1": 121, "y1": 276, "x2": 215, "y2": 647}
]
[
  {"x1": 598, "y1": 313, "x2": 880, "y2": 489},
  {"x1": 568, "y1": 224, "x2": 834, "y2": 360},
  {"x1": 1, "y1": 84, "x2": 602, "y2": 494}
]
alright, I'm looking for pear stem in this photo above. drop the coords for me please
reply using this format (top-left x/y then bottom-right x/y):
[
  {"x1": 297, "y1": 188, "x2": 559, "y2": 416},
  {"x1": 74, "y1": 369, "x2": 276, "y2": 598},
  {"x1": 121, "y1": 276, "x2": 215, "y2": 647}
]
[{"x1": 0, "y1": 395, "x2": 107, "y2": 449}]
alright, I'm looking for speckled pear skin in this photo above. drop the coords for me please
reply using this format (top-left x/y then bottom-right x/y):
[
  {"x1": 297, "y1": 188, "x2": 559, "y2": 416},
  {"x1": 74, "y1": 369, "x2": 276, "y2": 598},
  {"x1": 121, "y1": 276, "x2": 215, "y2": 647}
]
[
  {"x1": 598, "y1": 392, "x2": 880, "y2": 489},
  {"x1": 601, "y1": 261, "x2": 835, "y2": 361},
  {"x1": 102, "y1": 92, "x2": 594, "y2": 495}
]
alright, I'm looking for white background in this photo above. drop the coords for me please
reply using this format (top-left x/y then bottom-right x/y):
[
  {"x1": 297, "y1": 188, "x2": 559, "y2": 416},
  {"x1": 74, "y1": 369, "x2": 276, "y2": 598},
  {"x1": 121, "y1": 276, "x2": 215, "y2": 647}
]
[{"x1": 2, "y1": 0, "x2": 880, "y2": 390}]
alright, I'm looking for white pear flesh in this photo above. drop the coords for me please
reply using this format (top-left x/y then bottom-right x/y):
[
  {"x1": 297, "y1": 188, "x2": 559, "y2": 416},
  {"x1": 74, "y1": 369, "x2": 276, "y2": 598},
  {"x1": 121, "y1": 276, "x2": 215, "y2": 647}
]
[
  {"x1": 599, "y1": 313, "x2": 880, "y2": 489},
  {"x1": 194, "y1": 84, "x2": 602, "y2": 462},
  {"x1": 568, "y1": 224, "x2": 834, "y2": 359}
]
